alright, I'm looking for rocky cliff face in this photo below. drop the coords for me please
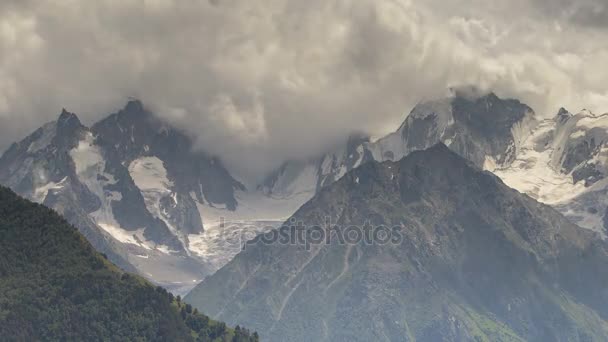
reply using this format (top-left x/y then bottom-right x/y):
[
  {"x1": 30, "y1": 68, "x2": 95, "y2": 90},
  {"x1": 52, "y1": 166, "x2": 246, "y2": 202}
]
[{"x1": 187, "y1": 144, "x2": 608, "y2": 342}]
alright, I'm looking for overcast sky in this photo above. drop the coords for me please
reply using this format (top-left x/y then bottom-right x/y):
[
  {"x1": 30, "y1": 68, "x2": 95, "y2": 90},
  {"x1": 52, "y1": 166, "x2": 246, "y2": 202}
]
[{"x1": 1, "y1": 0, "x2": 607, "y2": 182}]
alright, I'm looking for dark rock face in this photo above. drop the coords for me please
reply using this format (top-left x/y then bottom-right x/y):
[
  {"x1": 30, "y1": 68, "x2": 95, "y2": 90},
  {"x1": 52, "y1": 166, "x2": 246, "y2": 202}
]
[
  {"x1": 547, "y1": 109, "x2": 608, "y2": 187},
  {"x1": 399, "y1": 92, "x2": 534, "y2": 168},
  {"x1": 187, "y1": 144, "x2": 608, "y2": 342},
  {"x1": 561, "y1": 136, "x2": 598, "y2": 174},
  {"x1": 92, "y1": 100, "x2": 244, "y2": 211},
  {"x1": 572, "y1": 162, "x2": 603, "y2": 186},
  {"x1": 448, "y1": 93, "x2": 532, "y2": 166},
  {"x1": 400, "y1": 112, "x2": 442, "y2": 149},
  {"x1": 316, "y1": 133, "x2": 374, "y2": 191}
]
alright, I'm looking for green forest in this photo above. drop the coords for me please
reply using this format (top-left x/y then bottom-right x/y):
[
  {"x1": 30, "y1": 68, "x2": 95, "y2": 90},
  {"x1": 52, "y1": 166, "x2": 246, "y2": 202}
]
[{"x1": 0, "y1": 186, "x2": 258, "y2": 341}]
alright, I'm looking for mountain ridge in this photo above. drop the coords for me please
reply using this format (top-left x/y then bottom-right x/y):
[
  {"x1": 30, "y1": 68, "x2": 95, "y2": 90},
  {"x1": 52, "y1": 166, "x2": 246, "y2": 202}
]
[
  {"x1": 3, "y1": 90, "x2": 608, "y2": 293},
  {"x1": 186, "y1": 143, "x2": 608, "y2": 342}
]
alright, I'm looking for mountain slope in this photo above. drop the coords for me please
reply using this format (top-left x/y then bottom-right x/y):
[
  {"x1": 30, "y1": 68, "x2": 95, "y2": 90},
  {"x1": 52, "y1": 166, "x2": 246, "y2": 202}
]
[
  {"x1": 186, "y1": 144, "x2": 608, "y2": 342},
  {"x1": 0, "y1": 185, "x2": 258, "y2": 341},
  {"x1": 0, "y1": 101, "x2": 249, "y2": 292}
]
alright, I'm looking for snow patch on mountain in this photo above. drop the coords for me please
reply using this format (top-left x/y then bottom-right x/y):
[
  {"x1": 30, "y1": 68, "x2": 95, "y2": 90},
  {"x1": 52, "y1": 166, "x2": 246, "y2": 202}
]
[
  {"x1": 510, "y1": 111, "x2": 539, "y2": 157},
  {"x1": 492, "y1": 109, "x2": 608, "y2": 236},
  {"x1": 70, "y1": 133, "x2": 121, "y2": 219},
  {"x1": 128, "y1": 156, "x2": 187, "y2": 253},
  {"x1": 70, "y1": 133, "x2": 151, "y2": 247},
  {"x1": 33, "y1": 176, "x2": 67, "y2": 203},
  {"x1": 189, "y1": 221, "x2": 273, "y2": 271},
  {"x1": 493, "y1": 119, "x2": 587, "y2": 204},
  {"x1": 188, "y1": 189, "x2": 311, "y2": 270},
  {"x1": 129, "y1": 157, "x2": 173, "y2": 193},
  {"x1": 97, "y1": 223, "x2": 148, "y2": 248},
  {"x1": 70, "y1": 133, "x2": 169, "y2": 252}
]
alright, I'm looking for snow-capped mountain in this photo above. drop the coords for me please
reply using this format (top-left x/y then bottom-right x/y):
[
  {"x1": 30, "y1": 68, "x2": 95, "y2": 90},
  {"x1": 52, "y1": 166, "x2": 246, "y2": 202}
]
[
  {"x1": 0, "y1": 110, "x2": 137, "y2": 273},
  {"x1": 493, "y1": 107, "x2": 608, "y2": 236},
  {"x1": 258, "y1": 133, "x2": 374, "y2": 198},
  {"x1": 0, "y1": 101, "x2": 251, "y2": 293},
  {"x1": 260, "y1": 90, "x2": 536, "y2": 213},
  {"x1": 187, "y1": 143, "x2": 608, "y2": 342},
  {"x1": 262, "y1": 90, "x2": 608, "y2": 238},
  {"x1": 2, "y1": 90, "x2": 606, "y2": 294}
]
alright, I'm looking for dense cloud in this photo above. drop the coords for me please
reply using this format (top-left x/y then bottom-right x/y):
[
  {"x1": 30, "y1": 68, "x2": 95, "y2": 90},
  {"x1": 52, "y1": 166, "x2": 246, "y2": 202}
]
[
  {"x1": 529, "y1": 0, "x2": 608, "y2": 28},
  {"x1": 1, "y1": 0, "x2": 607, "y2": 182}
]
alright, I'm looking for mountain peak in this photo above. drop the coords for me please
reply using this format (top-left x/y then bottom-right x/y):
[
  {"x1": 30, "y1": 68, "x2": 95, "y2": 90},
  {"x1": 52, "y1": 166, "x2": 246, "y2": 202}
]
[
  {"x1": 395, "y1": 142, "x2": 475, "y2": 176},
  {"x1": 557, "y1": 107, "x2": 570, "y2": 116},
  {"x1": 113, "y1": 99, "x2": 154, "y2": 124},
  {"x1": 187, "y1": 121, "x2": 608, "y2": 342},
  {"x1": 124, "y1": 99, "x2": 145, "y2": 113},
  {"x1": 58, "y1": 108, "x2": 81, "y2": 126},
  {"x1": 91, "y1": 99, "x2": 154, "y2": 139},
  {"x1": 555, "y1": 107, "x2": 572, "y2": 124}
]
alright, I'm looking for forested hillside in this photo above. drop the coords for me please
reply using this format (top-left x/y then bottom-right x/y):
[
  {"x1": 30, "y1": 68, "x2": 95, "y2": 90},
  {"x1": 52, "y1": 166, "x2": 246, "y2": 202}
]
[{"x1": 0, "y1": 186, "x2": 258, "y2": 341}]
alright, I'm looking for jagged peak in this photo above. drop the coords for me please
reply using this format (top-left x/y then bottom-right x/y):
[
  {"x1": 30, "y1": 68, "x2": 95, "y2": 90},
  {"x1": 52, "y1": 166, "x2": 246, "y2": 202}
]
[
  {"x1": 57, "y1": 108, "x2": 81, "y2": 126},
  {"x1": 92, "y1": 99, "x2": 154, "y2": 133},
  {"x1": 557, "y1": 107, "x2": 571, "y2": 116},
  {"x1": 400, "y1": 98, "x2": 453, "y2": 133},
  {"x1": 555, "y1": 107, "x2": 573, "y2": 124},
  {"x1": 118, "y1": 99, "x2": 159, "y2": 125},
  {"x1": 399, "y1": 88, "x2": 534, "y2": 134},
  {"x1": 124, "y1": 99, "x2": 145, "y2": 113}
]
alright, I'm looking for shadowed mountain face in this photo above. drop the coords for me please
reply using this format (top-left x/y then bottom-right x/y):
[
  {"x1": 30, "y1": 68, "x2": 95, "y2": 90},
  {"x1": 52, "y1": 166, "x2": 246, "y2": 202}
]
[{"x1": 186, "y1": 144, "x2": 608, "y2": 342}]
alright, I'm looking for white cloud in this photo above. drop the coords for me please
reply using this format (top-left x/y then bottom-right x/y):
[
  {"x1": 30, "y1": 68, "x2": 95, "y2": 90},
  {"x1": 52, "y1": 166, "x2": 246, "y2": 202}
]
[{"x1": 0, "y1": 0, "x2": 607, "y2": 181}]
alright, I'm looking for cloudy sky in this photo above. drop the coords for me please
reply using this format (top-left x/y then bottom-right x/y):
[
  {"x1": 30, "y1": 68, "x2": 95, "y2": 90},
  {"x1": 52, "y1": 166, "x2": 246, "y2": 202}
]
[{"x1": 1, "y1": 0, "x2": 607, "y2": 181}]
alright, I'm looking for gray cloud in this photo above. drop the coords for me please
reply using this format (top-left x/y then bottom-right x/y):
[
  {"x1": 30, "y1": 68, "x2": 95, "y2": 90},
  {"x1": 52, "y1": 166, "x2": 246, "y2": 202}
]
[
  {"x1": 1, "y1": 0, "x2": 608, "y2": 183},
  {"x1": 529, "y1": 0, "x2": 608, "y2": 28}
]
